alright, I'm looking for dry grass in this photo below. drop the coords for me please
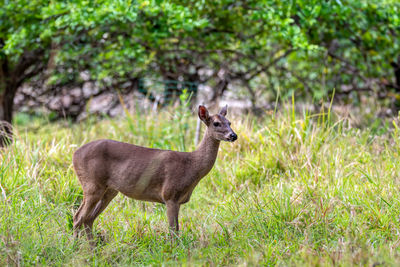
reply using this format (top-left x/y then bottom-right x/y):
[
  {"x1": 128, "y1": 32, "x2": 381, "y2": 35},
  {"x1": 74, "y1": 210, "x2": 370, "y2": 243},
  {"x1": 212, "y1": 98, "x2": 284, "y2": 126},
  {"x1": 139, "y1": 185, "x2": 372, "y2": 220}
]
[{"x1": 2, "y1": 100, "x2": 400, "y2": 265}]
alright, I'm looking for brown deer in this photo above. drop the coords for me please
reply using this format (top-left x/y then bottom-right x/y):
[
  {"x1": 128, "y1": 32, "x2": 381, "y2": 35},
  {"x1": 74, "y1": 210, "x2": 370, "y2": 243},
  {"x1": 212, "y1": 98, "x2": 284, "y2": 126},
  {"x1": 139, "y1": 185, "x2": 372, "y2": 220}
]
[{"x1": 72, "y1": 105, "x2": 237, "y2": 242}]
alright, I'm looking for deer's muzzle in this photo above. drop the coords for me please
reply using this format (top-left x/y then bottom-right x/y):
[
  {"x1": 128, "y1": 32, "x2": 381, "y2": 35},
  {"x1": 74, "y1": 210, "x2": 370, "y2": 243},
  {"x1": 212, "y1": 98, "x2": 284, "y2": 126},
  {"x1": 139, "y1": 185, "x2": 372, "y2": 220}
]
[{"x1": 228, "y1": 132, "x2": 237, "y2": 142}]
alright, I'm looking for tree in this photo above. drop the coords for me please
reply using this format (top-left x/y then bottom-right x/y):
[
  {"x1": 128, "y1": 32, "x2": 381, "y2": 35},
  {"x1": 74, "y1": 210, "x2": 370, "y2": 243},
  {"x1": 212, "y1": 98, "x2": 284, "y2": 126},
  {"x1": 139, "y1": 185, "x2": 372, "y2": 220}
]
[
  {"x1": 2, "y1": 0, "x2": 313, "y2": 141},
  {"x1": 0, "y1": 0, "x2": 209, "y2": 145},
  {"x1": 0, "y1": 0, "x2": 52, "y2": 145},
  {"x1": 2, "y1": 0, "x2": 400, "y2": 147}
]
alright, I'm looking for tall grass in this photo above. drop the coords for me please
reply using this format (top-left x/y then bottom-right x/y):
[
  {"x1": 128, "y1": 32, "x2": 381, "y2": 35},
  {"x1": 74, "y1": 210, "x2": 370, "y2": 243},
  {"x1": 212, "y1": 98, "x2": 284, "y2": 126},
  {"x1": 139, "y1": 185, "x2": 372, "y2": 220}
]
[{"x1": 1, "y1": 101, "x2": 400, "y2": 266}]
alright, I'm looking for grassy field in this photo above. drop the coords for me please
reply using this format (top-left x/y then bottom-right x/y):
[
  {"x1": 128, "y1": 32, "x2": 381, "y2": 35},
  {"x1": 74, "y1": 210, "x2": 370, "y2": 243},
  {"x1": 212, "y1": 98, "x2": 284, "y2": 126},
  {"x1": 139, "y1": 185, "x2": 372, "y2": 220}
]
[{"x1": 1, "y1": 101, "x2": 400, "y2": 266}]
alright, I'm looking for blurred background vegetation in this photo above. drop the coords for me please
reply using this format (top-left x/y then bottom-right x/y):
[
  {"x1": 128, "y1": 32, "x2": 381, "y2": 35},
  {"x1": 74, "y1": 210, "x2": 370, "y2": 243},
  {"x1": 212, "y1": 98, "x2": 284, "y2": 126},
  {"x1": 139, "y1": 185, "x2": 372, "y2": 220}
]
[{"x1": 1, "y1": 0, "x2": 400, "y2": 145}]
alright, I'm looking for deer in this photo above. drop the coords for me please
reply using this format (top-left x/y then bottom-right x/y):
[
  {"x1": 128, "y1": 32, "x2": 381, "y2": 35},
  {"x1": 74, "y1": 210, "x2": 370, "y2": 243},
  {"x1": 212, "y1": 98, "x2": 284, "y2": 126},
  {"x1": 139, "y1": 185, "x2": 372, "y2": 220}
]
[{"x1": 72, "y1": 105, "x2": 237, "y2": 243}]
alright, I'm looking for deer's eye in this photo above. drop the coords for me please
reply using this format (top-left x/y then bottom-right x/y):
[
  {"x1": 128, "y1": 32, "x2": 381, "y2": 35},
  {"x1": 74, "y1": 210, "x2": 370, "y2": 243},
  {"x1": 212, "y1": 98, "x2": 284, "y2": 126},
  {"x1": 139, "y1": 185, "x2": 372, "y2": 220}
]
[
  {"x1": 228, "y1": 122, "x2": 231, "y2": 126},
  {"x1": 213, "y1": 122, "x2": 221, "y2": 127}
]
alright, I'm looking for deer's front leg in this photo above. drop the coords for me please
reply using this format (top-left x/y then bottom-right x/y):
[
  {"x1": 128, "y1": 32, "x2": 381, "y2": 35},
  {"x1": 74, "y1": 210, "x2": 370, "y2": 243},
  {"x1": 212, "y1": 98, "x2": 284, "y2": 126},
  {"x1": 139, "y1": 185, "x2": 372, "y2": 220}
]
[{"x1": 166, "y1": 201, "x2": 180, "y2": 236}]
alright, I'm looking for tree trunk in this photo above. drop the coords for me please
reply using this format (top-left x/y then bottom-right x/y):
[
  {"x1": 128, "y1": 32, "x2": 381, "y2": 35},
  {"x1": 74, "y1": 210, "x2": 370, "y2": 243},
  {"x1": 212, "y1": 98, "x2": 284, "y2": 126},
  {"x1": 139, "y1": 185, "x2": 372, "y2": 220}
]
[
  {"x1": 0, "y1": 48, "x2": 46, "y2": 147},
  {"x1": 392, "y1": 56, "x2": 400, "y2": 91},
  {"x1": 0, "y1": 86, "x2": 15, "y2": 147},
  {"x1": 390, "y1": 56, "x2": 400, "y2": 111},
  {"x1": 0, "y1": 54, "x2": 14, "y2": 147}
]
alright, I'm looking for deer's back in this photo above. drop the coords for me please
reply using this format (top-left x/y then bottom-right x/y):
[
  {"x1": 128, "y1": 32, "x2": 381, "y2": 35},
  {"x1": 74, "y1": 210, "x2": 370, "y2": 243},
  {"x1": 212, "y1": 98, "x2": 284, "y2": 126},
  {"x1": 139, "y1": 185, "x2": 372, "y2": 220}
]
[{"x1": 73, "y1": 139, "x2": 195, "y2": 203}]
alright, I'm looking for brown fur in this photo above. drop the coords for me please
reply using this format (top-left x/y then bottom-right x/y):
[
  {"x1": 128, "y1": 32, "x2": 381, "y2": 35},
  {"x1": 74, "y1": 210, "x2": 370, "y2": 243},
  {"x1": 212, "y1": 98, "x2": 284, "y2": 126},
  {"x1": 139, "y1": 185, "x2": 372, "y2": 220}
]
[{"x1": 73, "y1": 105, "x2": 237, "y2": 242}]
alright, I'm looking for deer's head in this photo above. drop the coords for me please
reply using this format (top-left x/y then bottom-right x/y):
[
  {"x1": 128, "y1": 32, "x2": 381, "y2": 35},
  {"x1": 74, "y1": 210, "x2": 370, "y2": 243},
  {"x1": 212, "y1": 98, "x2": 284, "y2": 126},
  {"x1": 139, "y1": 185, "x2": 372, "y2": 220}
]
[{"x1": 198, "y1": 105, "x2": 237, "y2": 142}]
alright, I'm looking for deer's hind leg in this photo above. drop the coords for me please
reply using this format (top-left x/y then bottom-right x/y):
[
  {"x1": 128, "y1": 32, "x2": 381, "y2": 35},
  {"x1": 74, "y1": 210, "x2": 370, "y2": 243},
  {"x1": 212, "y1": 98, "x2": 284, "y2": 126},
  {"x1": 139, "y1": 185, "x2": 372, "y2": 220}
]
[
  {"x1": 73, "y1": 183, "x2": 107, "y2": 241},
  {"x1": 73, "y1": 198, "x2": 86, "y2": 238},
  {"x1": 85, "y1": 188, "x2": 118, "y2": 228}
]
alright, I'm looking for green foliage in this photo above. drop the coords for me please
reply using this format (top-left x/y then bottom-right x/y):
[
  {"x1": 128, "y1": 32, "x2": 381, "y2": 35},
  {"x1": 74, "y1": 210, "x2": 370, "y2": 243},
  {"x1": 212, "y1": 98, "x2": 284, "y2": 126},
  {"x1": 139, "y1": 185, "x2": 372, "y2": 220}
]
[
  {"x1": 2, "y1": 104, "x2": 400, "y2": 265},
  {"x1": 291, "y1": 0, "x2": 400, "y2": 99},
  {"x1": 2, "y1": 0, "x2": 399, "y2": 103}
]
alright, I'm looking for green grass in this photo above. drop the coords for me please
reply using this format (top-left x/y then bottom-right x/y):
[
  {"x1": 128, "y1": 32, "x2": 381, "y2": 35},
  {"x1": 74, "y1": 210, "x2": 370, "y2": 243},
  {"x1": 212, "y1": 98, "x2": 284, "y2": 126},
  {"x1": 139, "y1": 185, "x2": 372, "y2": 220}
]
[{"x1": 2, "y1": 103, "x2": 400, "y2": 266}]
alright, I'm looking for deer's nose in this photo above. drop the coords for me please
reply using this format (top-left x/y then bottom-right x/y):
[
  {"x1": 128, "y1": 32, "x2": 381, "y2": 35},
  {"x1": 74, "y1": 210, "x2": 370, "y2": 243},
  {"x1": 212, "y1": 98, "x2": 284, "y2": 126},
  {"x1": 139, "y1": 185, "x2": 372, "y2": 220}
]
[{"x1": 230, "y1": 133, "x2": 237, "y2": 141}]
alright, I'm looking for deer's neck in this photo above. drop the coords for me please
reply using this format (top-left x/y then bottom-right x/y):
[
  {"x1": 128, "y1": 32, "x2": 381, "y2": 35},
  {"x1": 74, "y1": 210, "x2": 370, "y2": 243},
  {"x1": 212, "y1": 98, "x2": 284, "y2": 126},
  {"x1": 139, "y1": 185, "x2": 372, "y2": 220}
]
[{"x1": 192, "y1": 129, "x2": 220, "y2": 178}]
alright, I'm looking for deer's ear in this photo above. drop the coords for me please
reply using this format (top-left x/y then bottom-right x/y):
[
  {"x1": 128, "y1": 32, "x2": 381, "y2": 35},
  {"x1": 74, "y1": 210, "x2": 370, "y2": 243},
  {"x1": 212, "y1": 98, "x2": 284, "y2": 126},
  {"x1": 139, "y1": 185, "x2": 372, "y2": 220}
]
[
  {"x1": 198, "y1": 105, "x2": 210, "y2": 125},
  {"x1": 219, "y1": 105, "x2": 228, "y2": 117}
]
